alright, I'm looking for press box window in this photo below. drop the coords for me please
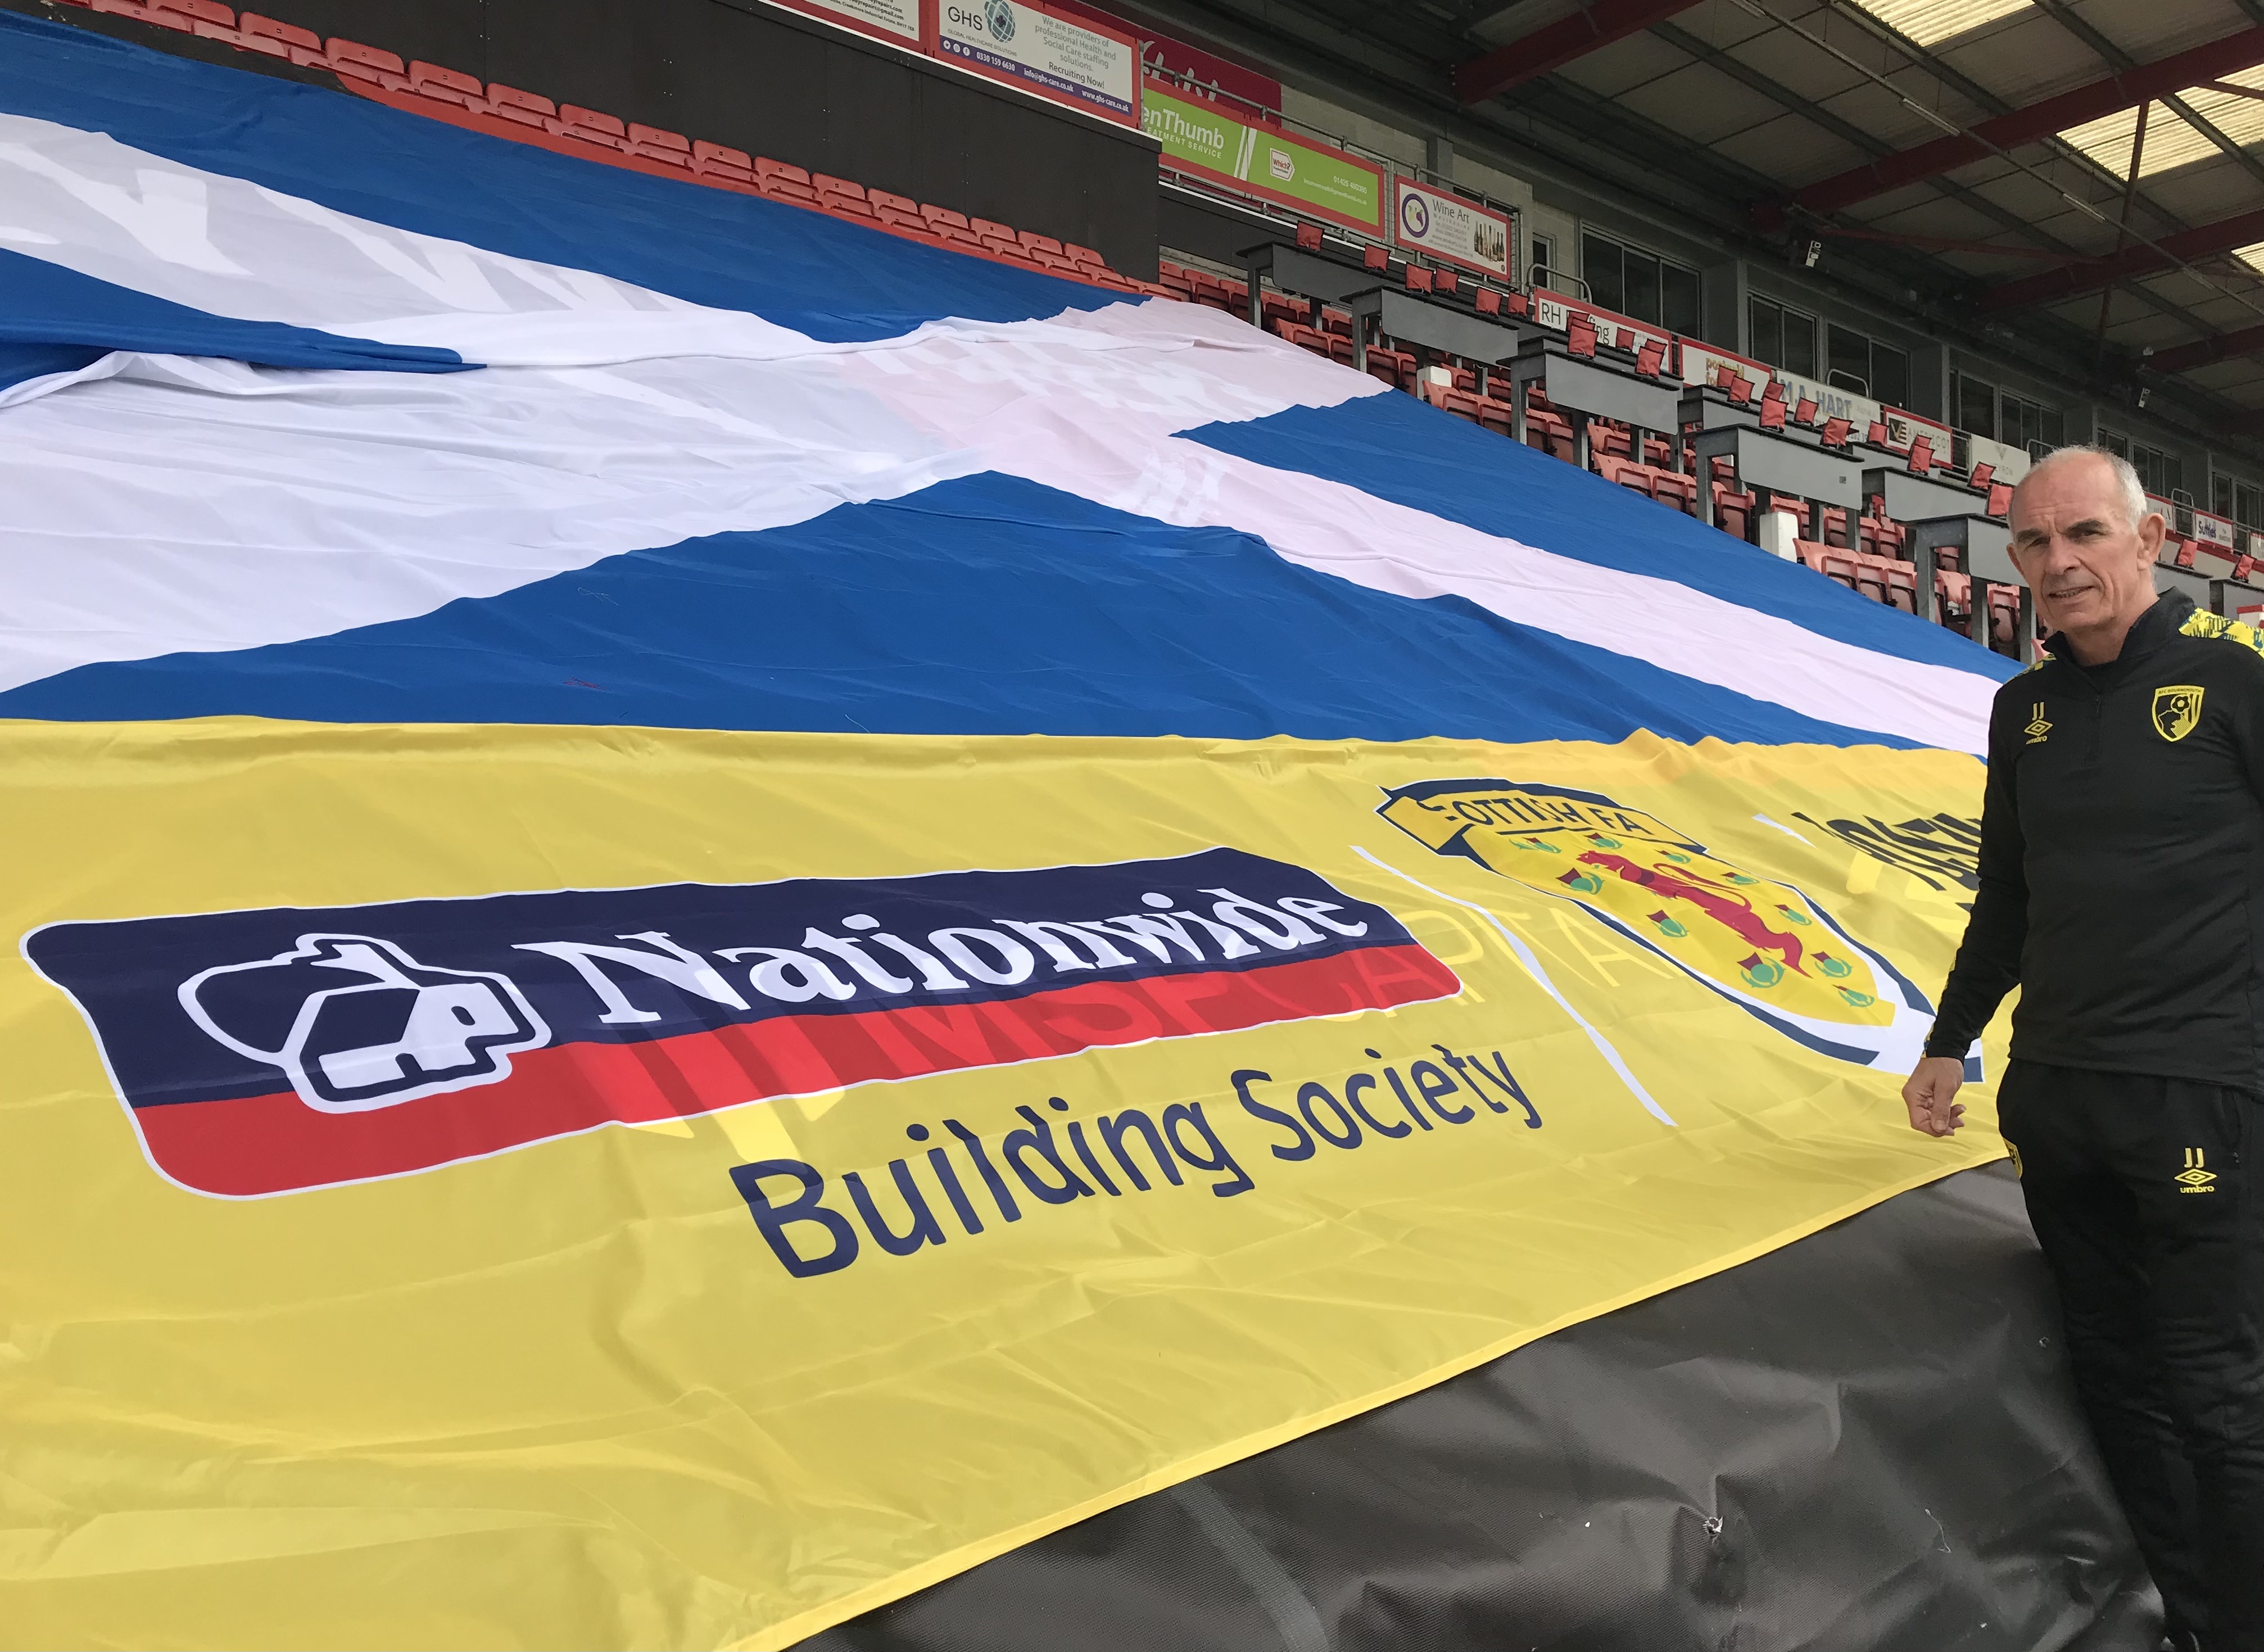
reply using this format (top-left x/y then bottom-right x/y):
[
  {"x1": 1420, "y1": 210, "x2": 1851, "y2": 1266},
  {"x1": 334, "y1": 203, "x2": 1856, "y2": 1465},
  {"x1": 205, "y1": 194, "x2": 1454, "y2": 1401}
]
[
  {"x1": 1828, "y1": 324, "x2": 1908, "y2": 408},
  {"x1": 1952, "y1": 371, "x2": 2064, "y2": 449},
  {"x1": 1582, "y1": 232, "x2": 1700, "y2": 332},
  {"x1": 1748, "y1": 297, "x2": 1817, "y2": 378},
  {"x1": 2212, "y1": 476, "x2": 2263, "y2": 531},
  {"x1": 2102, "y1": 430, "x2": 2183, "y2": 497}
]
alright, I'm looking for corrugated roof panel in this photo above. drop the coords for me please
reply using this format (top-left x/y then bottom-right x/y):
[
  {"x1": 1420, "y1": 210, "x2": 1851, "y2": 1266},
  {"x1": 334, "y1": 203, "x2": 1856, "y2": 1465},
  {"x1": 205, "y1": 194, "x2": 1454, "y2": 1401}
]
[
  {"x1": 2058, "y1": 71, "x2": 2264, "y2": 178},
  {"x1": 1852, "y1": 0, "x2": 2031, "y2": 47}
]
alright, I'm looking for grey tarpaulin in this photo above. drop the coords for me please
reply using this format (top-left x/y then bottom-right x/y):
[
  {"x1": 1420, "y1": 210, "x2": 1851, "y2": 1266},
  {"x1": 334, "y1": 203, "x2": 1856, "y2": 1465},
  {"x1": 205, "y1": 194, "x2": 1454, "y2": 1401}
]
[{"x1": 796, "y1": 1164, "x2": 2159, "y2": 1652}]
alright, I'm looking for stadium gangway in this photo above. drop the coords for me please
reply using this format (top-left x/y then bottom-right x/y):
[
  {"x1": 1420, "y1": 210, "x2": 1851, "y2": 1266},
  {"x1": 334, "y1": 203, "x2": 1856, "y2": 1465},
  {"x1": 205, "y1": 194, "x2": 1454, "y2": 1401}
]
[{"x1": 1507, "y1": 331, "x2": 1680, "y2": 474}]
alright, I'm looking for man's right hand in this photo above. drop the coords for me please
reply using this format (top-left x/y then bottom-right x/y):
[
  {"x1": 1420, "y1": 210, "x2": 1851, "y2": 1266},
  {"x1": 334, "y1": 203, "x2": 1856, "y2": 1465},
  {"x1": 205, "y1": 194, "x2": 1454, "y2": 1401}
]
[{"x1": 1902, "y1": 1055, "x2": 1967, "y2": 1137}]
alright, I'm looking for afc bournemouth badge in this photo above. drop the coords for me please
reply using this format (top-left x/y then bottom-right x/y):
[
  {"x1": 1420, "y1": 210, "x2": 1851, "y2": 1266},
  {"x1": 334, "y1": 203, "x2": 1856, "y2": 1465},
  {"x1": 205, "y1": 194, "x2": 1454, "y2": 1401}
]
[{"x1": 2153, "y1": 685, "x2": 2204, "y2": 742}]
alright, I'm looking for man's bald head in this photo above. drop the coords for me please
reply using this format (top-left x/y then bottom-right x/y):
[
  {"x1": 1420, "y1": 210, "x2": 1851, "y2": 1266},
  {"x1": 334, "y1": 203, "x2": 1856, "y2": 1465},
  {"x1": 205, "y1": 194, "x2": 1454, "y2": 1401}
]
[
  {"x1": 2017, "y1": 446, "x2": 2150, "y2": 531},
  {"x1": 2007, "y1": 446, "x2": 2165, "y2": 666}
]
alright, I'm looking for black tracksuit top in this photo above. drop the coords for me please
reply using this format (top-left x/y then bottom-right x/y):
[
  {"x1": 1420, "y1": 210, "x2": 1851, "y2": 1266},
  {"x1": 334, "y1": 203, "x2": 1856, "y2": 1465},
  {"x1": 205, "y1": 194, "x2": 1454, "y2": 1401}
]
[{"x1": 1926, "y1": 590, "x2": 2264, "y2": 1085}]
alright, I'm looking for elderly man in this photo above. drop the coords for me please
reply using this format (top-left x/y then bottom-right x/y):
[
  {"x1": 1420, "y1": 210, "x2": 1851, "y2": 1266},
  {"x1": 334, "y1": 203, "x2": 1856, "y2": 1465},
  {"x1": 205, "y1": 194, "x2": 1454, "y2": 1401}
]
[{"x1": 1903, "y1": 446, "x2": 2264, "y2": 1652}]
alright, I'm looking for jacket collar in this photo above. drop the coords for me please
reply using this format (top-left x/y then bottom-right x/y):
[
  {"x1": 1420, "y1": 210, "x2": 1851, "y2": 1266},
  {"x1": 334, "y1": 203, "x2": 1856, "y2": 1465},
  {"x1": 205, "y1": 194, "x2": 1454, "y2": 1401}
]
[{"x1": 2041, "y1": 588, "x2": 2190, "y2": 670}]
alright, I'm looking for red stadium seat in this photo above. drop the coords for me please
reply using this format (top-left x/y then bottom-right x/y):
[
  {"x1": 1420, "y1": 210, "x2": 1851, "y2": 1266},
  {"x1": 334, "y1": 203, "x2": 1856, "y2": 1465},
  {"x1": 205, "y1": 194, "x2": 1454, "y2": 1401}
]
[
  {"x1": 483, "y1": 84, "x2": 555, "y2": 128},
  {"x1": 1567, "y1": 313, "x2": 1598, "y2": 359},
  {"x1": 553, "y1": 105, "x2": 628, "y2": 151},
  {"x1": 1017, "y1": 231, "x2": 1065, "y2": 257},
  {"x1": 1792, "y1": 396, "x2": 1817, "y2": 426},
  {"x1": 1296, "y1": 223, "x2": 1323, "y2": 250},
  {"x1": 1365, "y1": 347, "x2": 1415, "y2": 391},
  {"x1": 1405, "y1": 265, "x2": 1433, "y2": 293},
  {"x1": 691, "y1": 140, "x2": 753, "y2": 182},
  {"x1": 407, "y1": 61, "x2": 481, "y2": 106},
  {"x1": 238, "y1": 9, "x2": 313, "y2": 46},
  {"x1": 1474, "y1": 288, "x2": 1501, "y2": 317},
  {"x1": 1820, "y1": 417, "x2": 1851, "y2": 449},
  {"x1": 1528, "y1": 408, "x2": 1577, "y2": 464},
  {"x1": 1987, "y1": 481, "x2": 2013, "y2": 518},
  {"x1": 1712, "y1": 482, "x2": 1755, "y2": 540},
  {"x1": 1434, "y1": 270, "x2": 1459, "y2": 295},
  {"x1": 1595, "y1": 454, "x2": 1654, "y2": 502},
  {"x1": 153, "y1": 0, "x2": 231, "y2": 23},
  {"x1": 92, "y1": 0, "x2": 188, "y2": 28},
  {"x1": 1363, "y1": 246, "x2": 1388, "y2": 271},
  {"x1": 1064, "y1": 243, "x2": 1107, "y2": 269},
  {"x1": 754, "y1": 157, "x2": 817, "y2": 204},
  {"x1": 628, "y1": 124, "x2": 692, "y2": 167},
  {"x1": 326, "y1": 38, "x2": 409, "y2": 92},
  {"x1": 866, "y1": 188, "x2": 929, "y2": 232}
]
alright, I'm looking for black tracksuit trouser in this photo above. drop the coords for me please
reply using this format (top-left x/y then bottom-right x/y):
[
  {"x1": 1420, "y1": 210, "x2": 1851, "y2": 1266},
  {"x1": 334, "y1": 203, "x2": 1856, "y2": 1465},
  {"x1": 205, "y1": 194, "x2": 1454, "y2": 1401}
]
[{"x1": 1999, "y1": 1061, "x2": 2264, "y2": 1649}]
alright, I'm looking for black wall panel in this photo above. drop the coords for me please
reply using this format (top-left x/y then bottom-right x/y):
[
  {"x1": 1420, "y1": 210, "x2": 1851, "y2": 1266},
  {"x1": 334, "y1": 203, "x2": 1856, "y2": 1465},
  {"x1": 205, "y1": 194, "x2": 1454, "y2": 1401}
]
[{"x1": 224, "y1": 0, "x2": 1158, "y2": 275}]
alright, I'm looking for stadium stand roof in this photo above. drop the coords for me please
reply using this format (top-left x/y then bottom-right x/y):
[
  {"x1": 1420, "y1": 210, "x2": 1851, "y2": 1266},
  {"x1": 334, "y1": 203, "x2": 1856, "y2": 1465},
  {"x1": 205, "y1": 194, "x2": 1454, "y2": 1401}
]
[{"x1": 1112, "y1": 0, "x2": 2264, "y2": 452}]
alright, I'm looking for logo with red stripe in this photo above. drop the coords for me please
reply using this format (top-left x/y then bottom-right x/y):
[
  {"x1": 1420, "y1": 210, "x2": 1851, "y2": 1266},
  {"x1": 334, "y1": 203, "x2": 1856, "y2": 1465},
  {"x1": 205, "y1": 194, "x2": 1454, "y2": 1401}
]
[{"x1": 28, "y1": 849, "x2": 1459, "y2": 1197}]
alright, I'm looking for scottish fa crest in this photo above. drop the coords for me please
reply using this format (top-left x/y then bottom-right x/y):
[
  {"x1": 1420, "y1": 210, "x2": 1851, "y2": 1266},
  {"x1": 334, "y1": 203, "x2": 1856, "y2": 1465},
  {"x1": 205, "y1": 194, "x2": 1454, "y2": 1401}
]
[
  {"x1": 1379, "y1": 778, "x2": 1939, "y2": 1072},
  {"x1": 2153, "y1": 685, "x2": 2204, "y2": 742}
]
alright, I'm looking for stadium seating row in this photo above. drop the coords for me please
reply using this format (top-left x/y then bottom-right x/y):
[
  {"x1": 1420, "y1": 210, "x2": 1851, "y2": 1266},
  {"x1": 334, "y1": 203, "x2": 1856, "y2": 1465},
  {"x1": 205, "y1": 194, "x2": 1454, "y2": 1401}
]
[
  {"x1": 55, "y1": 0, "x2": 1152, "y2": 294},
  {"x1": 1149, "y1": 254, "x2": 2048, "y2": 650}
]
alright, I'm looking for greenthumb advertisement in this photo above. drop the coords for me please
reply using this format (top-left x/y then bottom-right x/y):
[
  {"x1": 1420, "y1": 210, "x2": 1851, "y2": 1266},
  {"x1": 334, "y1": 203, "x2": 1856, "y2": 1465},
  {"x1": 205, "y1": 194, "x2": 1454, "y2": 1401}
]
[{"x1": 1143, "y1": 83, "x2": 1384, "y2": 234}]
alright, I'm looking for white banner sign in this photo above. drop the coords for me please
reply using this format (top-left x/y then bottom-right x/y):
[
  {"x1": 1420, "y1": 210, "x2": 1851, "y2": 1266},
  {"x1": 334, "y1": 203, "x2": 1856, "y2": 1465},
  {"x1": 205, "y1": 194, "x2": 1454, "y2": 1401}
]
[
  {"x1": 1678, "y1": 342, "x2": 1947, "y2": 449},
  {"x1": 1962, "y1": 432, "x2": 2031, "y2": 485},
  {"x1": 2195, "y1": 509, "x2": 2240, "y2": 551},
  {"x1": 1533, "y1": 293, "x2": 1668, "y2": 363},
  {"x1": 937, "y1": 1, "x2": 1138, "y2": 125},
  {"x1": 1392, "y1": 180, "x2": 1511, "y2": 279},
  {"x1": 764, "y1": 0, "x2": 922, "y2": 44}
]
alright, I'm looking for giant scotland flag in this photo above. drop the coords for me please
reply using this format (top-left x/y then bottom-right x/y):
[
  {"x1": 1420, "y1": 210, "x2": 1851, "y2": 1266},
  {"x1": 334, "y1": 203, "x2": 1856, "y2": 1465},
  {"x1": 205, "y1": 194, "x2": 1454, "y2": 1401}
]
[{"x1": 0, "y1": 13, "x2": 2023, "y2": 1646}]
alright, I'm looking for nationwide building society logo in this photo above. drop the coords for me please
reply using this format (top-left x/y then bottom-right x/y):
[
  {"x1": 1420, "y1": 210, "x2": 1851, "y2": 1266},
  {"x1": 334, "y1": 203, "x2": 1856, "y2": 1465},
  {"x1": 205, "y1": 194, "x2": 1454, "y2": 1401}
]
[
  {"x1": 1379, "y1": 778, "x2": 1940, "y2": 1072},
  {"x1": 26, "y1": 849, "x2": 1458, "y2": 1198}
]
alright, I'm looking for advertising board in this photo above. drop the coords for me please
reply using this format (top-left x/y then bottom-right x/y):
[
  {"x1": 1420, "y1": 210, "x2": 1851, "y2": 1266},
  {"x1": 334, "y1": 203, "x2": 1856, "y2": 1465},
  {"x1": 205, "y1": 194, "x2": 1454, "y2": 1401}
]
[
  {"x1": 936, "y1": 0, "x2": 1139, "y2": 127},
  {"x1": 1144, "y1": 81, "x2": 1384, "y2": 234},
  {"x1": 760, "y1": 0, "x2": 926, "y2": 49},
  {"x1": 1392, "y1": 178, "x2": 1511, "y2": 280},
  {"x1": 1533, "y1": 291, "x2": 1673, "y2": 365},
  {"x1": 1047, "y1": 0, "x2": 1284, "y2": 113},
  {"x1": 1679, "y1": 338, "x2": 1949, "y2": 448}
]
